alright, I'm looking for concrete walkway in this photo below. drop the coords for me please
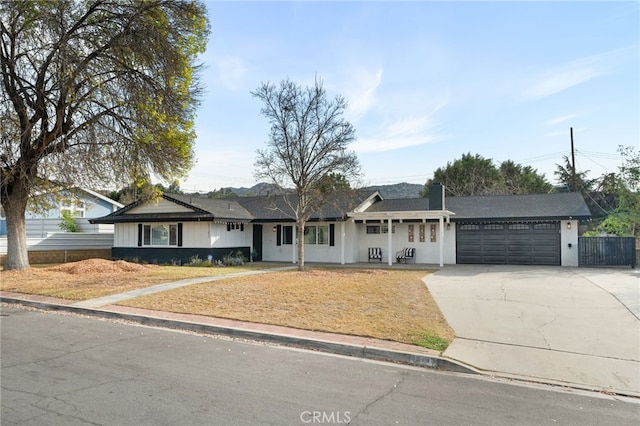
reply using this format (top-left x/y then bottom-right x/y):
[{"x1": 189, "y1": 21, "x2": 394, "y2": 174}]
[
  {"x1": 424, "y1": 265, "x2": 640, "y2": 397},
  {"x1": 71, "y1": 266, "x2": 297, "y2": 308}
]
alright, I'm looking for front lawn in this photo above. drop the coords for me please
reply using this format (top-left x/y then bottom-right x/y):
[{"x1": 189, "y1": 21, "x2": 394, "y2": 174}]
[
  {"x1": 120, "y1": 267, "x2": 454, "y2": 348},
  {"x1": 1, "y1": 260, "x2": 454, "y2": 350}
]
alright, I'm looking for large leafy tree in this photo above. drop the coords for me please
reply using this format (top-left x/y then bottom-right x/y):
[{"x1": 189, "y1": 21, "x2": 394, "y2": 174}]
[
  {"x1": 252, "y1": 78, "x2": 360, "y2": 271},
  {"x1": 554, "y1": 155, "x2": 594, "y2": 193},
  {"x1": 597, "y1": 146, "x2": 640, "y2": 237},
  {"x1": 1, "y1": 0, "x2": 209, "y2": 270},
  {"x1": 421, "y1": 153, "x2": 551, "y2": 197},
  {"x1": 498, "y1": 160, "x2": 552, "y2": 194}
]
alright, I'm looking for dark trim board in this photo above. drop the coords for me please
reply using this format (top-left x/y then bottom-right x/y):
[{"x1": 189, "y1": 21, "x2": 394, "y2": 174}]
[
  {"x1": 111, "y1": 247, "x2": 251, "y2": 265},
  {"x1": 456, "y1": 221, "x2": 560, "y2": 266}
]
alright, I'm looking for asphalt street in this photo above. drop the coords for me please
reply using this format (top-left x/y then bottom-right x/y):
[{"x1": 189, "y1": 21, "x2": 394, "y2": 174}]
[{"x1": 1, "y1": 305, "x2": 638, "y2": 425}]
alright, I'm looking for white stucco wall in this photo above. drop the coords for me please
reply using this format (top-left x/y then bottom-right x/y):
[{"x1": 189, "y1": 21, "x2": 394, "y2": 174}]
[
  {"x1": 354, "y1": 221, "x2": 456, "y2": 265},
  {"x1": 210, "y1": 222, "x2": 251, "y2": 248},
  {"x1": 259, "y1": 222, "x2": 350, "y2": 263},
  {"x1": 560, "y1": 219, "x2": 579, "y2": 266}
]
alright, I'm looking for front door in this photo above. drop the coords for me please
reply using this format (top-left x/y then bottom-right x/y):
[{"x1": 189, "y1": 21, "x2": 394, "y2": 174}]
[{"x1": 252, "y1": 224, "x2": 263, "y2": 261}]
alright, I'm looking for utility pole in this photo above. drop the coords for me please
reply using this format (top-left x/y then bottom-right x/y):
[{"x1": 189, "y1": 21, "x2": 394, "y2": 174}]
[{"x1": 570, "y1": 127, "x2": 576, "y2": 191}]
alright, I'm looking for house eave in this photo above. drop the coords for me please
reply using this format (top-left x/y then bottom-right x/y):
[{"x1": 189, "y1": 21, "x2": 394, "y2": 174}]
[{"x1": 348, "y1": 210, "x2": 455, "y2": 221}]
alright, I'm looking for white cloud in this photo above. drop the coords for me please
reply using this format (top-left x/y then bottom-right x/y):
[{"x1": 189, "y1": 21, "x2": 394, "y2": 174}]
[
  {"x1": 342, "y1": 68, "x2": 383, "y2": 122},
  {"x1": 544, "y1": 113, "x2": 577, "y2": 126},
  {"x1": 351, "y1": 103, "x2": 449, "y2": 153},
  {"x1": 522, "y1": 65, "x2": 602, "y2": 100},
  {"x1": 520, "y1": 47, "x2": 632, "y2": 101}
]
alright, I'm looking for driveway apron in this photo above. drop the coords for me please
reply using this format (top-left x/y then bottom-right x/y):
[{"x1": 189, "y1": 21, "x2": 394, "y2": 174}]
[{"x1": 424, "y1": 265, "x2": 640, "y2": 396}]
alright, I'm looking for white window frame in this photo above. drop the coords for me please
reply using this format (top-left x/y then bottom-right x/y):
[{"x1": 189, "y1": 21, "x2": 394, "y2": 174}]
[
  {"x1": 60, "y1": 199, "x2": 86, "y2": 218},
  {"x1": 304, "y1": 225, "x2": 329, "y2": 245},
  {"x1": 143, "y1": 223, "x2": 178, "y2": 246},
  {"x1": 366, "y1": 224, "x2": 395, "y2": 234}
]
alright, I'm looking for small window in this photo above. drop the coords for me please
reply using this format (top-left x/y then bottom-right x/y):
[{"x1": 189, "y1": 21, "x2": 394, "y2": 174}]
[
  {"x1": 509, "y1": 223, "x2": 530, "y2": 230},
  {"x1": 533, "y1": 223, "x2": 556, "y2": 230},
  {"x1": 366, "y1": 224, "x2": 395, "y2": 234},
  {"x1": 460, "y1": 224, "x2": 480, "y2": 231},
  {"x1": 60, "y1": 199, "x2": 86, "y2": 218},
  {"x1": 366, "y1": 225, "x2": 381, "y2": 234},
  {"x1": 484, "y1": 224, "x2": 504, "y2": 230}
]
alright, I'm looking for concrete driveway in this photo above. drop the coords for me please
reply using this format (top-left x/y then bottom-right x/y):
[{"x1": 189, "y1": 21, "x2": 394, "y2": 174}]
[{"x1": 424, "y1": 265, "x2": 640, "y2": 397}]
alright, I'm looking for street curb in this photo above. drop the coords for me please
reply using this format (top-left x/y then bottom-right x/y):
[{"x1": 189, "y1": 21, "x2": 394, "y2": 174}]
[{"x1": 1, "y1": 296, "x2": 477, "y2": 375}]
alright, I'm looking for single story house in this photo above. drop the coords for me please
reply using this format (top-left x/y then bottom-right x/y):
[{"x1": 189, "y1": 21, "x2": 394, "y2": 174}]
[
  {"x1": 90, "y1": 185, "x2": 591, "y2": 267},
  {"x1": 1, "y1": 187, "x2": 123, "y2": 237}
]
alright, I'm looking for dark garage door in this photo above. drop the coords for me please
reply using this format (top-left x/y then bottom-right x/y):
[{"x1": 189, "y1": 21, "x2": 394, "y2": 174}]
[{"x1": 456, "y1": 222, "x2": 560, "y2": 265}]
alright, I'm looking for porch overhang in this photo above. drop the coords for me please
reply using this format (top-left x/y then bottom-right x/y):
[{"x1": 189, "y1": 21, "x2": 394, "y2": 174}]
[
  {"x1": 347, "y1": 209, "x2": 455, "y2": 222},
  {"x1": 348, "y1": 209, "x2": 455, "y2": 267}
]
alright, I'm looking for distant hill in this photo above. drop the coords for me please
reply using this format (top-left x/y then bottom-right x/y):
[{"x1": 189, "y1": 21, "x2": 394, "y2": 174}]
[
  {"x1": 366, "y1": 182, "x2": 423, "y2": 199},
  {"x1": 198, "y1": 182, "x2": 423, "y2": 199}
]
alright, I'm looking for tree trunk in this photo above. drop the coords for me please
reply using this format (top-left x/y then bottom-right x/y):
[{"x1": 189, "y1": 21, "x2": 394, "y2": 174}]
[
  {"x1": 2, "y1": 185, "x2": 30, "y2": 270},
  {"x1": 297, "y1": 220, "x2": 305, "y2": 271}
]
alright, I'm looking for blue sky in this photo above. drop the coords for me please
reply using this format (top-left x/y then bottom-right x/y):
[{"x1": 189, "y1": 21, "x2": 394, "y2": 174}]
[{"x1": 180, "y1": 1, "x2": 639, "y2": 192}]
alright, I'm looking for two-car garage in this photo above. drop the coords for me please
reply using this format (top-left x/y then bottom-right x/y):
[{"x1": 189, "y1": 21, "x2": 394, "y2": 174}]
[{"x1": 456, "y1": 221, "x2": 561, "y2": 266}]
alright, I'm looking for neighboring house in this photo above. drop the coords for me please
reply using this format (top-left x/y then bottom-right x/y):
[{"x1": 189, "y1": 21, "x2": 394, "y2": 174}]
[
  {"x1": 0, "y1": 187, "x2": 124, "y2": 237},
  {"x1": 90, "y1": 186, "x2": 591, "y2": 267}
]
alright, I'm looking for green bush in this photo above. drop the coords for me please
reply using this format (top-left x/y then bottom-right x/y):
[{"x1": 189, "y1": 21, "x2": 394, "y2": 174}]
[{"x1": 59, "y1": 211, "x2": 78, "y2": 232}]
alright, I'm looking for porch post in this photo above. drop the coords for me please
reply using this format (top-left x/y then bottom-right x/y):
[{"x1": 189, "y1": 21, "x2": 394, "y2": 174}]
[
  {"x1": 439, "y1": 216, "x2": 444, "y2": 267},
  {"x1": 388, "y1": 218, "x2": 393, "y2": 266},
  {"x1": 341, "y1": 221, "x2": 345, "y2": 265}
]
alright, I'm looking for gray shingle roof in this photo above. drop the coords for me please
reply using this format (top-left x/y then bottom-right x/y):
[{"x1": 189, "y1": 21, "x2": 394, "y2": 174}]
[
  {"x1": 91, "y1": 191, "x2": 591, "y2": 224},
  {"x1": 235, "y1": 192, "x2": 368, "y2": 222},
  {"x1": 366, "y1": 192, "x2": 590, "y2": 220},
  {"x1": 89, "y1": 194, "x2": 253, "y2": 224},
  {"x1": 168, "y1": 194, "x2": 254, "y2": 221}
]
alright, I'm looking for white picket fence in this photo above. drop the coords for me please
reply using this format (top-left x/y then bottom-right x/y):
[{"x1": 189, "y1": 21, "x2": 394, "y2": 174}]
[{"x1": 0, "y1": 232, "x2": 114, "y2": 254}]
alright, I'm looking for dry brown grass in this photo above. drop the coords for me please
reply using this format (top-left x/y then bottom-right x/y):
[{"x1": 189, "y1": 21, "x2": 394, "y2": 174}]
[
  {"x1": 120, "y1": 267, "x2": 454, "y2": 346},
  {"x1": 1, "y1": 259, "x2": 454, "y2": 348},
  {"x1": 0, "y1": 259, "x2": 271, "y2": 300}
]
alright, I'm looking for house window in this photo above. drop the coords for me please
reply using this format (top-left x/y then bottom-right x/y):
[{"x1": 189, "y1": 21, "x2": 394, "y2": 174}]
[
  {"x1": 508, "y1": 223, "x2": 530, "y2": 230},
  {"x1": 366, "y1": 224, "x2": 395, "y2": 234},
  {"x1": 408, "y1": 224, "x2": 414, "y2": 242},
  {"x1": 460, "y1": 224, "x2": 480, "y2": 231},
  {"x1": 60, "y1": 199, "x2": 85, "y2": 218},
  {"x1": 227, "y1": 222, "x2": 244, "y2": 231},
  {"x1": 419, "y1": 224, "x2": 425, "y2": 242},
  {"x1": 485, "y1": 224, "x2": 504, "y2": 230},
  {"x1": 304, "y1": 225, "x2": 329, "y2": 245},
  {"x1": 533, "y1": 223, "x2": 556, "y2": 230},
  {"x1": 143, "y1": 224, "x2": 178, "y2": 246}
]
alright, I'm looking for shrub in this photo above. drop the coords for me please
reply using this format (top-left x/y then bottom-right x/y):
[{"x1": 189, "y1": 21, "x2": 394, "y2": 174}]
[
  {"x1": 222, "y1": 250, "x2": 246, "y2": 266},
  {"x1": 59, "y1": 211, "x2": 79, "y2": 232},
  {"x1": 185, "y1": 255, "x2": 213, "y2": 267}
]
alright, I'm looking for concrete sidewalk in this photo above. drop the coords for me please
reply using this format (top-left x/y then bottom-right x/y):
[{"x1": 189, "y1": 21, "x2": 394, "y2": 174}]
[{"x1": 424, "y1": 265, "x2": 640, "y2": 397}]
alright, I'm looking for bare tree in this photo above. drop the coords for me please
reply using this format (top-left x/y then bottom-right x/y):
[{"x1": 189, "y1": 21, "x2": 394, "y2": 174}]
[
  {"x1": 1, "y1": 0, "x2": 209, "y2": 270},
  {"x1": 252, "y1": 78, "x2": 360, "y2": 271}
]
